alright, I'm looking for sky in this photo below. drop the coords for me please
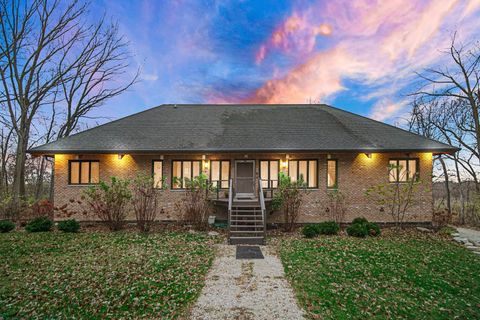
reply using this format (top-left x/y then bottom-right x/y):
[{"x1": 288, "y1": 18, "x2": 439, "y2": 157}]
[{"x1": 88, "y1": 0, "x2": 480, "y2": 126}]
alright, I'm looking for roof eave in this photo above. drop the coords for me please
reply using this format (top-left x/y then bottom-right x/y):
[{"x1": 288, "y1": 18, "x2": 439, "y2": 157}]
[{"x1": 28, "y1": 147, "x2": 460, "y2": 156}]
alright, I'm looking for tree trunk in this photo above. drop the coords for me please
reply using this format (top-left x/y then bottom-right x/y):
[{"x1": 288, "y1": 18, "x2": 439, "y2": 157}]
[
  {"x1": 439, "y1": 157, "x2": 451, "y2": 215},
  {"x1": 34, "y1": 156, "x2": 46, "y2": 199},
  {"x1": 454, "y1": 158, "x2": 465, "y2": 224},
  {"x1": 12, "y1": 130, "x2": 29, "y2": 203}
]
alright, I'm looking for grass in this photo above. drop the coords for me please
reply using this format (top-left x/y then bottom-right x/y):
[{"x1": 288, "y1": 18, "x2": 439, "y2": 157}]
[
  {"x1": 279, "y1": 232, "x2": 480, "y2": 319},
  {"x1": 0, "y1": 231, "x2": 216, "y2": 319}
]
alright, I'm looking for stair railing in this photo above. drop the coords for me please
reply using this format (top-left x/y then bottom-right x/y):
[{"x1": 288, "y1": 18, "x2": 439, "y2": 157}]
[
  {"x1": 258, "y1": 179, "x2": 266, "y2": 241},
  {"x1": 227, "y1": 178, "x2": 233, "y2": 239}
]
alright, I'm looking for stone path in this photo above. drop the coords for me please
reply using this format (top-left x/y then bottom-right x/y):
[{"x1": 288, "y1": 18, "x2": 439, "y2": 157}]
[
  {"x1": 189, "y1": 245, "x2": 305, "y2": 320},
  {"x1": 453, "y1": 227, "x2": 480, "y2": 255}
]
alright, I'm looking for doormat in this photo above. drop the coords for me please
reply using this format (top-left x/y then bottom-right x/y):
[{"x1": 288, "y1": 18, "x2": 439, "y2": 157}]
[{"x1": 236, "y1": 246, "x2": 264, "y2": 259}]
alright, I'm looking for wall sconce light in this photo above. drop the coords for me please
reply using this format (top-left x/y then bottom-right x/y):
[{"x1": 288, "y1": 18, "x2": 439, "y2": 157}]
[
  {"x1": 327, "y1": 154, "x2": 331, "y2": 159},
  {"x1": 365, "y1": 153, "x2": 372, "y2": 159},
  {"x1": 202, "y1": 154, "x2": 206, "y2": 160},
  {"x1": 118, "y1": 154, "x2": 125, "y2": 160},
  {"x1": 286, "y1": 154, "x2": 290, "y2": 160},
  {"x1": 160, "y1": 155, "x2": 164, "y2": 160},
  {"x1": 281, "y1": 160, "x2": 289, "y2": 169},
  {"x1": 203, "y1": 160, "x2": 210, "y2": 170}
]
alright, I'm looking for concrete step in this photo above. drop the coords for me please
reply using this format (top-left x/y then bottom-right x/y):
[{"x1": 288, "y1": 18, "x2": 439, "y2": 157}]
[
  {"x1": 231, "y1": 214, "x2": 262, "y2": 218},
  {"x1": 231, "y1": 220, "x2": 264, "y2": 223},
  {"x1": 231, "y1": 224, "x2": 264, "y2": 228},
  {"x1": 230, "y1": 230, "x2": 264, "y2": 234}
]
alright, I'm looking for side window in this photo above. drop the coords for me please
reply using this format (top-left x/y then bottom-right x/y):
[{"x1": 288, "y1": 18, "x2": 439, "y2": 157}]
[
  {"x1": 210, "y1": 160, "x2": 230, "y2": 189},
  {"x1": 69, "y1": 160, "x2": 99, "y2": 185},
  {"x1": 172, "y1": 160, "x2": 202, "y2": 189},
  {"x1": 152, "y1": 160, "x2": 163, "y2": 188},
  {"x1": 389, "y1": 159, "x2": 419, "y2": 182},
  {"x1": 327, "y1": 159, "x2": 337, "y2": 189}
]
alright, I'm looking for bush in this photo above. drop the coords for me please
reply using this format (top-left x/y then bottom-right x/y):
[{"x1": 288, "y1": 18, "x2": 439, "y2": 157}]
[
  {"x1": 25, "y1": 217, "x2": 53, "y2": 232},
  {"x1": 84, "y1": 177, "x2": 132, "y2": 231},
  {"x1": 367, "y1": 222, "x2": 381, "y2": 236},
  {"x1": 302, "y1": 224, "x2": 318, "y2": 238},
  {"x1": 0, "y1": 220, "x2": 15, "y2": 233},
  {"x1": 346, "y1": 223, "x2": 369, "y2": 238},
  {"x1": 347, "y1": 217, "x2": 381, "y2": 237},
  {"x1": 352, "y1": 217, "x2": 369, "y2": 225},
  {"x1": 316, "y1": 221, "x2": 340, "y2": 235},
  {"x1": 58, "y1": 219, "x2": 80, "y2": 233}
]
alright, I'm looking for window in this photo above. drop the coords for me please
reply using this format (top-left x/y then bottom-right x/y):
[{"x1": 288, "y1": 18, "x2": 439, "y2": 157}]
[
  {"x1": 389, "y1": 158, "x2": 419, "y2": 182},
  {"x1": 172, "y1": 160, "x2": 201, "y2": 189},
  {"x1": 259, "y1": 160, "x2": 279, "y2": 188},
  {"x1": 210, "y1": 160, "x2": 230, "y2": 189},
  {"x1": 288, "y1": 160, "x2": 318, "y2": 188},
  {"x1": 327, "y1": 160, "x2": 337, "y2": 189},
  {"x1": 152, "y1": 160, "x2": 163, "y2": 188},
  {"x1": 69, "y1": 160, "x2": 99, "y2": 185}
]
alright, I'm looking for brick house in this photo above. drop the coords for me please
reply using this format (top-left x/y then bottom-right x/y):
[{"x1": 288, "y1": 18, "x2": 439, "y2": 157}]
[{"x1": 29, "y1": 104, "x2": 457, "y2": 243}]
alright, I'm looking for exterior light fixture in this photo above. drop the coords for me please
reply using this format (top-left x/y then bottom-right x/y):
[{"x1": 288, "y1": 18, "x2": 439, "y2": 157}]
[
  {"x1": 365, "y1": 153, "x2": 372, "y2": 159},
  {"x1": 281, "y1": 160, "x2": 289, "y2": 169},
  {"x1": 203, "y1": 160, "x2": 210, "y2": 170},
  {"x1": 202, "y1": 154, "x2": 206, "y2": 160},
  {"x1": 118, "y1": 154, "x2": 125, "y2": 160},
  {"x1": 327, "y1": 154, "x2": 331, "y2": 159},
  {"x1": 286, "y1": 154, "x2": 290, "y2": 160}
]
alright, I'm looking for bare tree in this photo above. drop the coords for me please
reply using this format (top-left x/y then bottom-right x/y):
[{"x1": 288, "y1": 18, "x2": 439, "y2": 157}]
[
  {"x1": 414, "y1": 33, "x2": 480, "y2": 157},
  {"x1": 0, "y1": 0, "x2": 137, "y2": 205}
]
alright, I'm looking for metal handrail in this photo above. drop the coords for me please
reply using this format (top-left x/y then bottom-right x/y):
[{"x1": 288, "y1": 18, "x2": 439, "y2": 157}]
[
  {"x1": 227, "y1": 178, "x2": 233, "y2": 238},
  {"x1": 258, "y1": 179, "x2": 266, "y2": 241}
]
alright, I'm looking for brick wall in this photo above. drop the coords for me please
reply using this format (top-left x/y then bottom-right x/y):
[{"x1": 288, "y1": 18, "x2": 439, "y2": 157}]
[{"x1": 53, "y1": 152, "x2": 433, "y2": 223}]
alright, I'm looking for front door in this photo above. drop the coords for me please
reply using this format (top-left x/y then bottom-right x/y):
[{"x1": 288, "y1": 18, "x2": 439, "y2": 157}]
[{"x1": 235, "y1": 160, "x2": 255, "y2": 197}]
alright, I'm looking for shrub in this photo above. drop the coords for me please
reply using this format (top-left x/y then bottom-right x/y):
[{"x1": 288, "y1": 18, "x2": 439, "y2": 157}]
[
  {"x1": 58, "y1": 219, "x2": 80, "y2": 233},
  {"x1": 325, "y1": 190, "x2": 347, "y2": 223},
  {"x1": 84, "y1": 177, "x2": 132, "y2": 231},
  {"x1": 132, "y1": 174, "x2": 161, "y2": 232},
  {"x1": 316, "y1": 221, "x2": 340, "y2": 235},
  {"x1": 0, "y1": 220, "x2": 15, "y2": 233},
  {"x1": 367, "y1": 222, "x2": 381, "y2": 236},
  {"x1": 302, "y1": 224, "x2": 318, "y2": 238},
  {"x1": 352, "y1": 217, "x2": 369, "y2": 225},
  {"x1": 25, "y1": 217, "x2": 53, "y2": 232},
  {"x1": 346, "y1": 223, "x2": 369, "y2": 238},
  {"x1": 176, "y1": 173, "x2": 212, "y2": 231},
  {"x1": 272, "y1": 172, "x2": 307, "y2": 232}
]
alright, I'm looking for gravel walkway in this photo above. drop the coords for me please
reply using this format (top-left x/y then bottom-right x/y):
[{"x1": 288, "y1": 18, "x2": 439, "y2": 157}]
[{"x1": 189, "y1": 245, "x2": 305, "y2": 320}]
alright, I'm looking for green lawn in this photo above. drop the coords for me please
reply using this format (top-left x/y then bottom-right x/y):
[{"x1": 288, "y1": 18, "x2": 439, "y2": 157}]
[
  {"x1": 0, "y1": 231, "x2": 215, "y2": 319},
  {"x1": 280, "y1": 232, "x2": 480, "y2": 319}
]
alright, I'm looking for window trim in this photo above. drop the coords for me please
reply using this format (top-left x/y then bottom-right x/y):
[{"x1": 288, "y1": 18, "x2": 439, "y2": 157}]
[
  {"x1": 151, "y1": 160, "x2": 164, "y2": 189},
  {"x1": 326, "y1": 159, "x2": 338, "y2": 189},
  {"x1": 388, "y1": 158, "x2": 420, "y2": 183},
  {"x1": 288, "y1": 159, "x2": 319, "y2": 189},
  {"x1": 209, "y1": 160, "x2": 231, "y2": 189},
  {"x1": 259, "y1": 159, "x2": 280, "y2": 189},
  {"x1": 68, "y1": 160, "x2": 99, "y2": 185},
  {"x1": 171, "y1": 160, "x2": 202, "y2": 189}
]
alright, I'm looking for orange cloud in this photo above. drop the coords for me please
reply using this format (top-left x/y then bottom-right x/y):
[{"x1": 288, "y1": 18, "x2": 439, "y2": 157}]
[{"x1": 247, "y1": 0, "x2": 480, "y2": 121}]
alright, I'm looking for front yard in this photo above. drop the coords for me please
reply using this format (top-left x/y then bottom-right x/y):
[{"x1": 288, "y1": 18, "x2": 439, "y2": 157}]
[
  {"x1": 279, "y1": 231, "x2": 480, "y2": 319},
  {"x1": 0, "y1": 231, "x2": 215, "y2": 319}
]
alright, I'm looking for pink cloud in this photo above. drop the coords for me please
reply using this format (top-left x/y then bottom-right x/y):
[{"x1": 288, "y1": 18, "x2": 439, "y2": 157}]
[
  {"x1": 255, "y1": 11, "x2": 333, "y2": 64},
  {"x1": 247, "y1": 0, "x2": 480, "y2": 121}
]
